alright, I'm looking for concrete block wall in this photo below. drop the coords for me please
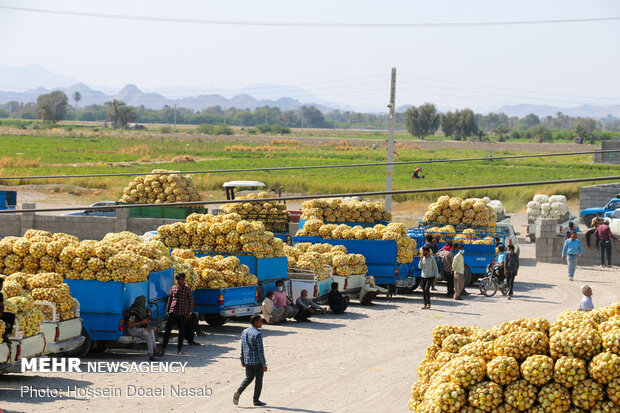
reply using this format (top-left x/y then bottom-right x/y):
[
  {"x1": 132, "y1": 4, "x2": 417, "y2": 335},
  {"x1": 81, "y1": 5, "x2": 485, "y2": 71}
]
[
  {"x1": 580, "y1": 183, "x2": 620, "y2": 212},
  {"x1": 536, "y1": 231, "x2": 620, "y2": 266},
  {"x1": 0, "y1": 203, "x2": 183, "y2": 240}
]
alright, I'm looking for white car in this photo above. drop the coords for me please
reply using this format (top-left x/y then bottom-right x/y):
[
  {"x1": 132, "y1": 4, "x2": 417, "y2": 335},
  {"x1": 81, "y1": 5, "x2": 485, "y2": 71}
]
[
  {"x1": 526, "y1": 211, "x2": 579, "y2": 242},
  {"x1": 496, "y1": 220, "x2": 520, "y2": 255}
]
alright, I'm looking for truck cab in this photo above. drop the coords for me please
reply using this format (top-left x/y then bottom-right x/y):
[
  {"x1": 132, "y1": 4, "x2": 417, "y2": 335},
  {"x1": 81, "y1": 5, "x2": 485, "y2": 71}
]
[
  {"x1": 526, "y1": 211, "x2": 579, "y2": 242},
  {"x1": 581, "y1": 197, "x2": 620, "y2": 227},
  {"x1": 496, "y1": 219, "x2": 520, "y2": 255},
  {"x1": 607, "y1": 209, "x2": 620, "y2": 234}
]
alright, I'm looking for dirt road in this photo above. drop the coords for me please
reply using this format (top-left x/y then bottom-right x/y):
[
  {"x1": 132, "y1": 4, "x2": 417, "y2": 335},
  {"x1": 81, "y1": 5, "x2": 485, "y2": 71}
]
[{"x1": 2, "y1": 236, "x2": 618, "y2": 412}]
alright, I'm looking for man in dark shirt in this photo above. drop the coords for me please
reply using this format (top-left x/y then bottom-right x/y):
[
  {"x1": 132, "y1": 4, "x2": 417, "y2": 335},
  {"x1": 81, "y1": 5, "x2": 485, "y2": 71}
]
[
  {"x1": 594, "y1": 220, "x2": 619, "y2": 267},
  {"x1": 436, "y1": 243, "x2": 454, "y2": 297},
  {"x1": 504, "y1": 244, "x2": 519, "y2": 300},
  {"x1": 328, "y1": 282, "x2": 349, "y2": 314},
  {"x1": 234, "y1": 314, "x2": 267, "y2": 407},
  {"x1": 162, "y1": 273, "x2": 194, "y2": 355},
  {"x1": 423, "y1": 234, "x2": 439, "y2": 254},
  {"x1": 0, "y1": 277, "x2": 16, "y2": 342},
  {"x1": 586, "y1": 212, "x2": 604, "y2": 248}
]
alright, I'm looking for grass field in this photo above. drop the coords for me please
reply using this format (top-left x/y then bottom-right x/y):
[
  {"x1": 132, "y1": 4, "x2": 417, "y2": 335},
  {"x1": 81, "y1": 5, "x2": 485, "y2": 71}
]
[{"x1": 0, "y1": 131, "x2": 617, "y2": 211}]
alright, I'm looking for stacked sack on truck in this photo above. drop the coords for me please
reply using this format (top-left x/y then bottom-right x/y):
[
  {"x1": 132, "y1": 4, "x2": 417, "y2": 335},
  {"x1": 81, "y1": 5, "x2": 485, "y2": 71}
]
[
  {"x1": 284, "y1": 243, "x2": 367, "y2": 279},
  {"x1": 119, "y1": 169, "x2": 202, "y2": 204},
  {"x1": 0, "y1": 230, "x2": 173, "y2": 283},
  {"x1": 221, "y1": 192, "x2": 289, "y2": 233},
  {"x1": 425, "y1": 226, "x2": 495, "y2": 246},
  {"x1": 527, "y1": 194, "x2": 569, "y2": 222},
  {"x1": 408, "y1": 303, "x2": 620, "y2": 412},
  {"x1": 301, "y1": 198, "x2": 391, "y2": 222},
  {"x1": 421, "y1": 196, "x2": 497, "y2": 228},
  {"x1": 170, "y1": 249, "x2": 258, "y2": 289},
  {"x1": 296, "y1": 221, "x2": 416, "y2": 263},
  {"x1": 157, "y1": 213, "x2": 286, "y2": 258}
]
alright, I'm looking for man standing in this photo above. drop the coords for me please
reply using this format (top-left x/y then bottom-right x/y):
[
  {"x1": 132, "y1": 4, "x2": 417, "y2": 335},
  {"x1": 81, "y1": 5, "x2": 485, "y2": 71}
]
[
  {"x1": 162, "y1": 273, "x2": 194, "y2": 355},
  {"x1": 295, "y1": 289, "x2": 327, "y2": 322},
  {"x1": 436, "y1": 243, "x2": 454, "y2": 298},
  {"x1": 233, "y1": 314, "x2": 267, "y2": 407},
  {"x1": 419, "y1": 246, "x2": 439, "y2": 309},
  {"x1": 594, "y1": 219, "x2": 619, "y2": 267},
  {"x1": 562, "y1": 232, "x2": 583, "y2": 281},
  {"x1": 504, "y1": 244, "x2": 519, "y2": 300},
  {"x1": 586, "y1": 212, "x2": 604, "y2": 248},
  {"x1": 452, "y1": 244, "x2": 465, "y2": 300}
]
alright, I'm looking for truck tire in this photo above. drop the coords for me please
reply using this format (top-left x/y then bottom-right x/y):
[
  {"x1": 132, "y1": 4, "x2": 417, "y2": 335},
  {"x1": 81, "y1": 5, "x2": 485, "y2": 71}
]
[
  {"x1": 464, "y1": 265, "x2": 473, "y2": 286},
  {"x1": 204, "y1": 315, "x2": 229, "y2": 327},
  {"x1": 584, "y1": 214, "x2": 595, "y2": 228},
  {"x1": 66, "y1": 328, "x2": 91, "y2": 357},
  {"x1": 529, "y1": 235, "x2": 536, "y2": 243}
]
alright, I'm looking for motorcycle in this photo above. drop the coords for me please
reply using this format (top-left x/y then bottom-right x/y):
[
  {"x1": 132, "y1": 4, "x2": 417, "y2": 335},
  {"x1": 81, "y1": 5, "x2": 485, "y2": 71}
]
[{"x1": 478, "y1": 264, "x2": 511, "y2": 297}]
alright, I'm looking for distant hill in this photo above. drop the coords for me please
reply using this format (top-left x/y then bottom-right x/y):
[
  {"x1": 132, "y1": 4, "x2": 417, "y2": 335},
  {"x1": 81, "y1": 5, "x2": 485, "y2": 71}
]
[{"x1": 0, "y1": 82, "x2": 332, "y2": 112}]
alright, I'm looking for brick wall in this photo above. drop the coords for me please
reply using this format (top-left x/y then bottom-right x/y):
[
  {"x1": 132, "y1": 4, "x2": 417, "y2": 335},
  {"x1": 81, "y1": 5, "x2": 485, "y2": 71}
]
[
  {"x1": 536, "y1": 218, "x2": 620, "y2": 265},
  {"x1": 579, "y1": 183, "x2": 620, "y2": 212}
]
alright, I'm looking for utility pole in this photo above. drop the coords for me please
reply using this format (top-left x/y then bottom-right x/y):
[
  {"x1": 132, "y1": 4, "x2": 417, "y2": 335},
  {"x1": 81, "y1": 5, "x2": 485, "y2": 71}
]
[{"x1": 385, "y1": 67, "x2": 396, "y2": 211}]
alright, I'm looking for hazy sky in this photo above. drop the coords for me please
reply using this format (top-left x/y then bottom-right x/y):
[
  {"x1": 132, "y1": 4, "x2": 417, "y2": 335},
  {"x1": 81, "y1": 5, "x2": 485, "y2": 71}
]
[{"x1": 1, "y1": 0, "x2": 619, "y2": 111}]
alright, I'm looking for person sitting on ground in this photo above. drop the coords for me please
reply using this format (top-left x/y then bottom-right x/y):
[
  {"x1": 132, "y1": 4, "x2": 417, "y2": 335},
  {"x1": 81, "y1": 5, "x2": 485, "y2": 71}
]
[
  {"x1": 412, "y1": 167, "x2": 423, "y2": 179},
  {"x1": 328, "y1": 282, "x2": 349, "y2": 314},
  {"x1": 0, "y1": 277, "x2": 16, "y2": 343},
  {"x1": 126, "y1": 295, "x2": 162, "y2": 360},
  {"x1": 184, "y1": 312, "x2": 203, "y2": 346},
  {"x1": 579, "y1": 285, "x2": 594, "y2": 312},
  {"x1": 586, "y1": 211, "x2": 605, "y2": 248},
  {"x1": 262, "y1": 291, "x2": 286, "y2": 325},
  {"x1": 272, "y1": 280, "x2": 298, "y2": 320},
  {"x1": 294, "y1": 289, "x2": 327, "y2": 322},
  {"x1": 359, "y1": 276, "x2": 388, "y2": 305}
]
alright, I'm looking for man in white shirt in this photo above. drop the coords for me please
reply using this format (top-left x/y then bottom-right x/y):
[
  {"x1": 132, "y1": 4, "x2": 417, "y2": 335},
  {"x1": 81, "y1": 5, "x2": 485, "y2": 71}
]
[
  {"x1": 262, "y1": 291, "x2": 286, "y2": 324},
  {"x1": 579, "y1": 285, "x2": 594, "y2": 312},
  {"x1": 452, "y1": 244, "x2": 465, "y2": 300}
]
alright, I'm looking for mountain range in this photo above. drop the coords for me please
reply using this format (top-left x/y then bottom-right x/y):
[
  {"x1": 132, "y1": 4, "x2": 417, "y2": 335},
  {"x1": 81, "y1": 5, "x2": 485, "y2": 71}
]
[{"x1": 1, "y1": 64, "x2": 618, "y2": 117}]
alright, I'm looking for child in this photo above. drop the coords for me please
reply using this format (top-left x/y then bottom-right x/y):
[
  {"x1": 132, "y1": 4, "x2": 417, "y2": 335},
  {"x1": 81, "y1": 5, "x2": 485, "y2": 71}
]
[{"x1": 578, "y1": 285, "x2": 594, "y2": 312}]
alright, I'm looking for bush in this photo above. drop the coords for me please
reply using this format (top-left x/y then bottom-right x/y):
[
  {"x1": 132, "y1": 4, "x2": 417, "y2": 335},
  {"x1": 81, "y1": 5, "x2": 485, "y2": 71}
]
[
  {"x1": 256, "y1": 124, "x2": 271, "y2": 134},
  {"x1": 271, "y1": 124, "x2": 291, "y2": 134},
  {"x1": 213, "y1": 124, "x2": 233, "y2": 135},
  {"x1": 160, "y1": 126, "x2": 172, "y2": 133},
  {"x1": 196, "y1": 123, "x2": 214, "y2": 134},
  {"x1": 247, "y1": 128, "x2": 257, "y2": 135}
]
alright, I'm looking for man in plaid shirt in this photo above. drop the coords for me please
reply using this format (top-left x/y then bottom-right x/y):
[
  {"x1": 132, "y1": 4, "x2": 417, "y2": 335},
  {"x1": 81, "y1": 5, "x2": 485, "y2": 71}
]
[
  {"x1": 233, "y1": 314, "x2": 268, "y2": 407},
  {"x1": 162, "y1": 273, "x2": 194, "y2": 355}
]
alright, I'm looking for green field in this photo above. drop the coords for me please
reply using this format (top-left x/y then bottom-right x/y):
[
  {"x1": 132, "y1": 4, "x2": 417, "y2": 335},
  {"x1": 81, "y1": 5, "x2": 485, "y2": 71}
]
[{"x1": 0, "y1": 132, "x2": 617, "y2": 211}]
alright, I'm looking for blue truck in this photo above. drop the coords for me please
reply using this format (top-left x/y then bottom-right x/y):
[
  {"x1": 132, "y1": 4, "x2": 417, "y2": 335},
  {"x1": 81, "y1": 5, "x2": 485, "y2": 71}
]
[
  {"x1": 580, "y1": 196, "x2": 620, "y2": 226},
  {"x1": 193, "y1": 252, "x2": 288, "y2": 326},
  {"x1": 293, "y1": 236, "x2": 413, "y2": 294},
  {"x1": 0, "y1": 190, "x2": 17, "y2": 211},
  {"x1": 407, "y1": 226, "x2": 505, "y2": 286},
  {"x1": 64, "y1": 268, "x2": 174, "y2": 356}
]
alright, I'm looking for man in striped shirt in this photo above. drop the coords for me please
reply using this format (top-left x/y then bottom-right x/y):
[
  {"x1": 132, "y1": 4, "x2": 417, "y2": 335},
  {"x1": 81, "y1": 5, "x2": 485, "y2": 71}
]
[{"x1": 234, "y1": 314, "x2": 268, "y2": 407}]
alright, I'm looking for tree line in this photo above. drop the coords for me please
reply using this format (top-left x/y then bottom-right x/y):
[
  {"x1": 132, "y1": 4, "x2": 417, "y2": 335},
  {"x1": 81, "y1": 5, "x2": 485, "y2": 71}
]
[{"x1": 0, "y1": 91, "x2": 619, "y2": 141}]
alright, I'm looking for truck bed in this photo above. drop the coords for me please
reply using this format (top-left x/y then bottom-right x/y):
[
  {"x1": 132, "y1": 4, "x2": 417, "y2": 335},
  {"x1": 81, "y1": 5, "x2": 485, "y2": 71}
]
[
  {"x1": 193, "y1": 285, "x2": 260, "y2": 318},
  {"x1": 41, "y1": 318, "x2": 85, "y2": 354},
  {"x1": 332, "y1": 274, "x2": 366, "y2": 297}
]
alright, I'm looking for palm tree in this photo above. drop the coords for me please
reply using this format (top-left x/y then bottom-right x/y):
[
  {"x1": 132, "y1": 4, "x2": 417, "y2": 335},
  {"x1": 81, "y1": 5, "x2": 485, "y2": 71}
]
[{"x1": 73, "y1": 91, "x2": 81, "y2": 121}]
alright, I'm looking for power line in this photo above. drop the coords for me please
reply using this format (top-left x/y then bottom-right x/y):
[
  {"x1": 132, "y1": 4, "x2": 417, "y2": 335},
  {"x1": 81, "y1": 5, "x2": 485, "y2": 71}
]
[
  {"x1": 3, "y1": 174, "x2": 619, "y2": 214},
  {"x1": 1, "y1": 149, "x2": 618, "y2": 181},
  {"x1": 1, "y1": 5, "x2": 619, "y2": 28}
]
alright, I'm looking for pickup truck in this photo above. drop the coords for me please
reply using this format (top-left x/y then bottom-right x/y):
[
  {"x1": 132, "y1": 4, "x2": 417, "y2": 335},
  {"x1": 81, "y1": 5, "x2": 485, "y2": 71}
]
[
  {"x1": 194, "y1": 252, "x2": 287, "y2": 325},
  {"x1": 0, "y1": 319, "x2": 46, "y2": 374},
  {"x1": 293, "y1": 236, "x2": 412, "y2": 294},
  {"x1": 331, "y1": 273, "x2": 367, "y2": 301},
  {"x1": 65, "y1": 268, "x2": 174, "y2": 356},
  {"x1": 37, "y1": 300, "x2": 85, "y2": 354},
  {"x1": 581, "y1": 197, "x2": 620, "y2": 226},
  {"x1": 607, "y1": 209, "x2": 620, "y2": 233},
  {"x1": 526, "y1": 211, "x2": 579, "y2": 243},
  {"x1": 287, "y1": 267, "x2": 333, "y2": 304}
]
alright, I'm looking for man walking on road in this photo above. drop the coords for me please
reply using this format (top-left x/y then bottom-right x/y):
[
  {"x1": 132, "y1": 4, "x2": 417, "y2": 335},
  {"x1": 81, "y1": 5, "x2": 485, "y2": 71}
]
[
  {"x1": 562, "y1": 232, "x2": 583, "y2": 281},
  {"x1": 504, "y1": 244, "x2": 519, "y2": 300},
  {"x1": 234, "y1": 314, "x2": 268, "y2": 407},
  {"x1": 162, "y1": 273, "x2": 194, "y2": 355},
  {"x1": 594, "y1": 219, "x2": 619, "y2": 267},
  {"x1": 452, "y1": 244, "x2": 465, "y2": 300}
]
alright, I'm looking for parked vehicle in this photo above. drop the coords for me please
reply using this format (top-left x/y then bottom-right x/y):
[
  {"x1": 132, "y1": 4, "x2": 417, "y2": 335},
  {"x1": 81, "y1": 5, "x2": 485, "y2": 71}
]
[
  {"x1": 478, "y1": 264, "x2": 511, "y2": 297},
  {"x1": 287, "y1": 267, "x2": 333, "y2": 304},
  {"x1": 331, "y1": 273, "x2": 367, "y2": 300},
  {"x1": 496, "y1": 220, "x2": 521, "y2": 255},
  {"x1": 0, "y1": 190, "x2": 17, "y2": 211},
  {"x1": 193, "y1": 252, "x2": 287, "y2": 326},
  {"x1": 61, "y1": 201, "x2": 117, "y2": 217},
  {"x1": 580, "y1": 196, "x2": 620, "y2": 226},
  {"x1": 0, "y1": 320, "x2": 46, "y2": 374},
  {"x1": 526, "y1": 211, "x2": 579, "y2": 243},
  {"x1": 607, "y1": 209, "x2": 620, "y2": 233},
  {"x1": 64, "y1": 268, "x2": 174, "y2": 356},
  {"x1": 37, "y1": 300, "x2": 85, "y2": 354}
]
